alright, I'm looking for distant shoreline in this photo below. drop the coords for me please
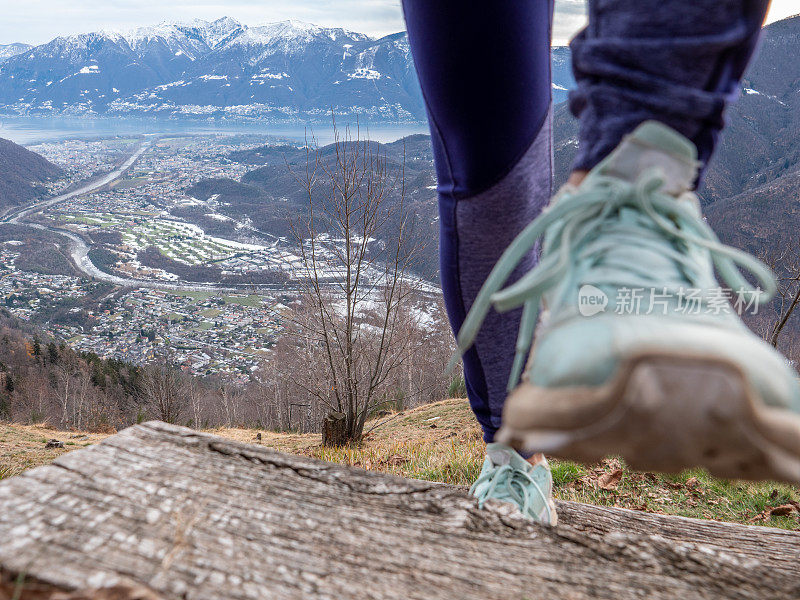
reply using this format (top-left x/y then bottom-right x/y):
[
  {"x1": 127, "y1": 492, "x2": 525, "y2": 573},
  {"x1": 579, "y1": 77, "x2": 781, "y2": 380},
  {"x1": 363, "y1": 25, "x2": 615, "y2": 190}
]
[{"x1": 0, "y1": 114, "x2": 430, "y2": 146}]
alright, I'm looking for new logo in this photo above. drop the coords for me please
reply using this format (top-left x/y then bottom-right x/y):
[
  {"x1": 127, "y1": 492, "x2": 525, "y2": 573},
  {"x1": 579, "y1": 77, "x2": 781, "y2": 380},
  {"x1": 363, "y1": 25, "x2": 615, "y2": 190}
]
[{"x1": 578, "y1": 284, "x2": 608, "y2": 316}]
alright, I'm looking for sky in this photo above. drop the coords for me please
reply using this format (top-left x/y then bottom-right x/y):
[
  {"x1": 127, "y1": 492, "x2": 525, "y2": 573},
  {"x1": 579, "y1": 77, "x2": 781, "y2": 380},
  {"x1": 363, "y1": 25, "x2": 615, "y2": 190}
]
[{"x1": 0, "y1": 0, "x2": 797, "y2": 46}]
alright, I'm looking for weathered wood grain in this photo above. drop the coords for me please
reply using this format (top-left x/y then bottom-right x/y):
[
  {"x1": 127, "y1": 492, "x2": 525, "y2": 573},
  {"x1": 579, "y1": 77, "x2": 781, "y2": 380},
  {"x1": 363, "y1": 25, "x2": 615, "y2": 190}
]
[{"x1": 1, "y1": 422, "x2": 798, "y2": 600}]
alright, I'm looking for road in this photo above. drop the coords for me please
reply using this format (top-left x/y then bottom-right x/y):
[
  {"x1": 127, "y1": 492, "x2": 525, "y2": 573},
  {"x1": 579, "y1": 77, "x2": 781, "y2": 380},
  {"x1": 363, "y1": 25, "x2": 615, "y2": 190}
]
[{"x1": 3, "y1": 140, "x2": 153, "y2": 225}]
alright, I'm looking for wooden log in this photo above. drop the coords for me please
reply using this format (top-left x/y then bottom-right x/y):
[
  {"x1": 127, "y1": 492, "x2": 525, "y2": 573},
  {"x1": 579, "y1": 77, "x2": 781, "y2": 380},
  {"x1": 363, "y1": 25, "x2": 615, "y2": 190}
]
[{"x1": 0, "y1": 422, "x2": 798, "y2": 600}]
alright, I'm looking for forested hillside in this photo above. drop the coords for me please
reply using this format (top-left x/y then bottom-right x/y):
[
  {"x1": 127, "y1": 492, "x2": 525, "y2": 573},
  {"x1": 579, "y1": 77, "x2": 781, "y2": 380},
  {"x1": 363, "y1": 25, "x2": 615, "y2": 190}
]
[{"x1": 0, "y1": 137, "x2": 62, "y2": 211}]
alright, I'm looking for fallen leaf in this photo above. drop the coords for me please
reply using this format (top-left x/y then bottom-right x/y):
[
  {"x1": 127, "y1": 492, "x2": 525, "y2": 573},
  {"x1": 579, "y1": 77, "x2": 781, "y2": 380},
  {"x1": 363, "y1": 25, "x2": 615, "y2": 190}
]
[
  {"x1": 770, "y1": 504, "x2": 795, "y2": 517},
  {"x1": 597, "y1": 469, "x2": 623, "y2": 490},
  {"x1": 685, "y1": 477, "x2": 699, "y2": 489}
]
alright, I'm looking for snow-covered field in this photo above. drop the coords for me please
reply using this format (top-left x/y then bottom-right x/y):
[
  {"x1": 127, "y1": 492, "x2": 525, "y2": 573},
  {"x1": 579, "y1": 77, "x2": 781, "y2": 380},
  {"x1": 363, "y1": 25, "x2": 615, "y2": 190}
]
[
  {"x1": 61, "y1": 212, "x2": 272, "y2": 265},
  {"x1": 57, "y1": 211, "x2": 411, "y2": 286}
]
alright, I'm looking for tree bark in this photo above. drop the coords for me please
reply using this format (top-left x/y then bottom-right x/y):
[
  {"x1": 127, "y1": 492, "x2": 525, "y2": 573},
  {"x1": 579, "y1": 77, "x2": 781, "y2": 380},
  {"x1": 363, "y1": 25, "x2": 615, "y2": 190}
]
[
  {"x1": 321, "y1": 411, "x2": 347, "y2": 446},
  {"x1": 1, "y1": 422, "x2": 798, "y2": 600}
]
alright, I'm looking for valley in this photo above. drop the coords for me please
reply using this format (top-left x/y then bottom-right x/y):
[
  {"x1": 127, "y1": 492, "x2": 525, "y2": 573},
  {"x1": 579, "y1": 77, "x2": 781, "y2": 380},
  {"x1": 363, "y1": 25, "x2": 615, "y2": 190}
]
[
  {"x1": 0, "y1": 135, "x2": 297, "y2": 380},
  {"x1": 0, "y1": 130, "x2": 442, "y2": 382}
]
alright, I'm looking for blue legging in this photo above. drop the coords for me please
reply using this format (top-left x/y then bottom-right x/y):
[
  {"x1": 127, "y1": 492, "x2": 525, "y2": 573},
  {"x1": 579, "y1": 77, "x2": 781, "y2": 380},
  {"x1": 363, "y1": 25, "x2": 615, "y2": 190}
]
[{"x1": 401, "y1": 0, "x2": 769, "y2": 443}]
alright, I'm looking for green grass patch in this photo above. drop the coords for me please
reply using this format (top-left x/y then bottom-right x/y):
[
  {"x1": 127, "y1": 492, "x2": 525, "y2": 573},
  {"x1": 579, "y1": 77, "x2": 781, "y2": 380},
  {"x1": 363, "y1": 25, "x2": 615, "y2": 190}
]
[
  {"x1": 171, "y1": 291, "x2": 216, "y2": 301},
  {"x1": 550, "y1": 461, "x2": 587, "y2": 487},
  {"x1": 223, "y1": 295, "x2": 261, "y2": 307},
  {"x1": 551, "y1": 457, "x2": 800, "y2": 529},
  {"x1": 314, "y1": 437, "x2": 485, "y2": 487},
  {"x1": 109, "y1": 176, "x2": 148, "y2": 190}
]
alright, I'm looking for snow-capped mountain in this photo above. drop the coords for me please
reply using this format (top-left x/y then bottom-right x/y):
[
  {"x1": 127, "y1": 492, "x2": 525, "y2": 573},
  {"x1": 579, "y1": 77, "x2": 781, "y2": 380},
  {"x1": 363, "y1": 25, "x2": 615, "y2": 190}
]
[
  {"x1": 0, "y1": 43, "x2": 32, "y2": 64},
  {"x1": 0, "y1": 18, "x2": 575, "y2": 122}
]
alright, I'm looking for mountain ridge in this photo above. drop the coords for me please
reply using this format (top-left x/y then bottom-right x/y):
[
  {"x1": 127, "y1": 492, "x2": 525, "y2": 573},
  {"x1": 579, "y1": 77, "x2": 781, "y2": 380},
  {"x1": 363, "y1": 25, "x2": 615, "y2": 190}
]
[
  {"x1": 0, "y1": 18, "x2": 421, "y2": 122},
  {"x1": 0, "y1": 17, "x2": 574, "y2": 122},
  {"x1": 0, "y1": 43, "x2": 32, "y2": 64}
]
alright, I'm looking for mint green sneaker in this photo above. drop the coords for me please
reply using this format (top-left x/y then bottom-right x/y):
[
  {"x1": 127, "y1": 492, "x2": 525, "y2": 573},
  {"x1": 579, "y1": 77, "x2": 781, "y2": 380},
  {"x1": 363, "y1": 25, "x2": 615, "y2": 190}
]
[
  {"x1": 455, "y1": 121, "x2": 800, "y2": 484},
  {"x1": 470, "y1": 443, "x2": 557, "y2": 525}
]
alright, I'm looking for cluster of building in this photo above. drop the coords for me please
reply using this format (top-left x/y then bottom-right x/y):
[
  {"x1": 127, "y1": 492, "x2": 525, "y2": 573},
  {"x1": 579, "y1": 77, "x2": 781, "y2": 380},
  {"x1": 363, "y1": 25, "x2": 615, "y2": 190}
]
[
  {"x1": 0, "y1": 246, "x2": 86, "y2": 321},
  {"x1": 68, "y1": 289, "x2": 287, "y2": 382},
  {"x1": 0, "y1": 243, "x2": 287, "y2": 382},
  {"x1": 42, "y1": 135, "x2": 296, "y2": 281},
  {"x1": 30, "y1": 137, "x2": 137, "y2": 183}
]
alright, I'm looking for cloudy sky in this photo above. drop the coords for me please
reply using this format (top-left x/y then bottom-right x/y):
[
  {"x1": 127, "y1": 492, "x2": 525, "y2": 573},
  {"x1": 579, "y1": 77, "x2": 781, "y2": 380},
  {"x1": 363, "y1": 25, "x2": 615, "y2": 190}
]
[{"x1": 0, "y1": 0, "x2": 797, "y2": 46}]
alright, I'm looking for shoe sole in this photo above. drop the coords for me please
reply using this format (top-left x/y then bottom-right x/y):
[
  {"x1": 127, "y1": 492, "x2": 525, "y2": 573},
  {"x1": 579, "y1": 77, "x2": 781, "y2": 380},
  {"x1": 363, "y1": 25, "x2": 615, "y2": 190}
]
[{"x1": 495, "y1": 351, "x2": 800, "y2": 484}]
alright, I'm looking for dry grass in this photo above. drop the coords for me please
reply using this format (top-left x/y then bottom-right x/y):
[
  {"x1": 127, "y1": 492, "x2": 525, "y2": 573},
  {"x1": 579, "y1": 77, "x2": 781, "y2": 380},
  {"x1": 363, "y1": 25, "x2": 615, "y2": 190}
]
[
  {"x1": 2, "y1": 399, "x2": 799, "y2": 529},
  {"x1": 311, "y1": 399, "x2": 485, "y2": 485},
  {"x1": 210, "y1": 399, "x2": 486, "y2": 485},
  {"x1": 204, "y1": 427, "x2": 320, "y2": 454},
  {"x1": 0, "y1": 423, "x2": 109, "y2": 480}
]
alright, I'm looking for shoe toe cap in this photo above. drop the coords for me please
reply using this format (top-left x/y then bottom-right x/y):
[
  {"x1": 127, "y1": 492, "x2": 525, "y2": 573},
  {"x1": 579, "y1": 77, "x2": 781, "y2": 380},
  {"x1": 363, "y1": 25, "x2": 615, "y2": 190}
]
[{"x1": 528, "y1": 315, "x2": 800, "y2": 412}]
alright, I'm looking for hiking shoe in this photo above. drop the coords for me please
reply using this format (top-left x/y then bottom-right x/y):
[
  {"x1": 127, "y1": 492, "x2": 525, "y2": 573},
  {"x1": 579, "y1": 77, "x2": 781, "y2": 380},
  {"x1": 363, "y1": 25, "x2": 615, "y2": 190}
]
[
  {"x1": 454, "y1": 121, "x2": 800, "y2": 484},
  {"x1": 470, "y1": 443, "x2": 557, "y2": 525}
]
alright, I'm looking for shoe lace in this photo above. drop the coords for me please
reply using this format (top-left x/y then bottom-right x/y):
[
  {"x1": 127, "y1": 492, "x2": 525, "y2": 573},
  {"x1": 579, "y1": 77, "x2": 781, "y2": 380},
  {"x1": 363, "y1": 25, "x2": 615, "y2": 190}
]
[
  {"x1": 450, "y1": 170, "x2": 777, "y2": 391},
  {"x1": 470, "y1": 462, "x2": 552, "y2": 523}
]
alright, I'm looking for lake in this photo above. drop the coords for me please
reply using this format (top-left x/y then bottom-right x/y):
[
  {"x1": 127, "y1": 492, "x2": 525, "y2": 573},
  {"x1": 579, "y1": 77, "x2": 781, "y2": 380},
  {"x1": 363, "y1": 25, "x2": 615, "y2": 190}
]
[{"x1": 0, "y1": 115, "x2": 430, "y2": 146}]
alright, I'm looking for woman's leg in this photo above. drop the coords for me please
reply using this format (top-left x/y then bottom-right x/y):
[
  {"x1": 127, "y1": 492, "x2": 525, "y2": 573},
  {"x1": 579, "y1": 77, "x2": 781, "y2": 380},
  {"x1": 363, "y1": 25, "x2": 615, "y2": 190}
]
[
  {"x1": 401, "y1": 0, "x2": 554, "y2": 443},
  {"x1": 466, "y1": 1, "x2": 800, "y2": 486},
  {"x1": 569, "y1": 0, "x2": 770, "y2": 183}
]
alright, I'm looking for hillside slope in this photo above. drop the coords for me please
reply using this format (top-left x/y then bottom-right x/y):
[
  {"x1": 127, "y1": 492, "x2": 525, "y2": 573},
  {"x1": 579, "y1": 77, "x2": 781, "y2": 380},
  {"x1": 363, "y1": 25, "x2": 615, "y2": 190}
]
[
  {"x1": 187, "y1": 134, "x2": 441, "y2": 279},
  {"x1": 3, "y1": 398, "x2": 798, "y2": 528},
  {"x1": 0, "y1": 137, "x2": 63, "y2": 211}
]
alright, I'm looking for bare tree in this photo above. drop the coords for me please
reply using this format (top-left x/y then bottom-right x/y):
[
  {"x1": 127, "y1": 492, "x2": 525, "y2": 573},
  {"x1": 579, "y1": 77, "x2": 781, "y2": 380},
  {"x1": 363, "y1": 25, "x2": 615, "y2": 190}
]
[
  {"x1": 287, "y1": 121, "x2": 424, "y2": 444},
  {"x1": 186, "y1": 375, "x2": 204, "y2": 429},
  {"x1": 55, "y1": 362, "x2": 76, "y2": 430},
  {"x1": 218, "y1": 383, "x2": 243, "y2": 428},
  {"x1": 252, "y1": 340, "x2": 317, "y2": 432},
  {"x1": 760, "y1": 239, "x2": 800, "y2": 348},
  {"x1": 54, "y1": 353, "x2": 92, "y2": 430},
  {"x1": 140, "y1": 352, "x2": 186, "y2": 425}
]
